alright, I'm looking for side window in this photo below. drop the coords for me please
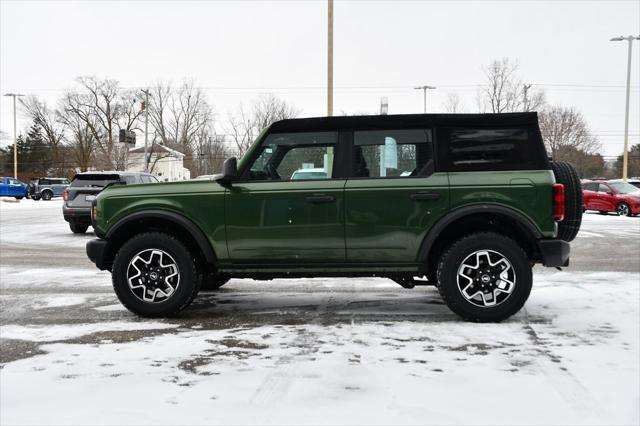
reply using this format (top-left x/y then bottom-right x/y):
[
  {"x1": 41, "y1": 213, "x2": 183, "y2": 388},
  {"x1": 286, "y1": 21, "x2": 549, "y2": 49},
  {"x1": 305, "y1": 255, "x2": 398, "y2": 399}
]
[
  {"x1": 352, "y1": 129, "x2": 433, "y2": 178},
  {"x1": 123, "y1": 176, "x2": 137, "y2": 185},
  {"x1": 598, "y1": 184, "x2": 610, "y2": 193},
  {"x1": 583, "y1": 183, "x2": 598, "y2": 192},
  {"x1": 8, "y1": 179, "x2": 19, "y2": 185},
  {"x1": 247, "y1": 132, "x2": 336, "y2": 181},
  {"x1": 440, "y1": 127, "x2": 543, "y2": 171}
]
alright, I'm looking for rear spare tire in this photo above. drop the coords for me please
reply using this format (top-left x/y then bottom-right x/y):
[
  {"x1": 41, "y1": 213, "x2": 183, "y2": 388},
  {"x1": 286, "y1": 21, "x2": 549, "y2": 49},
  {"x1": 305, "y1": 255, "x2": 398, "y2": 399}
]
[{"x1": 550, "y1": 161, "x2": 582, "y2": 242}]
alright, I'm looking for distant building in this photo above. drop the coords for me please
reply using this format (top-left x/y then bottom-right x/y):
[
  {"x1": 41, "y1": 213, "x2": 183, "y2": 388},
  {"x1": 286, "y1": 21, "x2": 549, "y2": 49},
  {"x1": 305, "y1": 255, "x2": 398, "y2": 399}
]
[{"x1": 127, "y1": 145, "x2": 191, "y2": 181}]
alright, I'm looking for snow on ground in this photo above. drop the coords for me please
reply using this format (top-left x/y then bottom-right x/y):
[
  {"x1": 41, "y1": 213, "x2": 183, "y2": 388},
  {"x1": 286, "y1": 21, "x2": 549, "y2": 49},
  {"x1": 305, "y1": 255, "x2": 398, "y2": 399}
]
[{"x1": 0, "y1": 198, "x2": 639, "y2": 425}]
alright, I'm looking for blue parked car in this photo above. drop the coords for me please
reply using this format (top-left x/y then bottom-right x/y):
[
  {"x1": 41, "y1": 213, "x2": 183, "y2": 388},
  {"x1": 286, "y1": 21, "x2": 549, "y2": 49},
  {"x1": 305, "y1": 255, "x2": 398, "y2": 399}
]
[{"x1": 0, "y1": 177, "x2": 28, "y2": 199}]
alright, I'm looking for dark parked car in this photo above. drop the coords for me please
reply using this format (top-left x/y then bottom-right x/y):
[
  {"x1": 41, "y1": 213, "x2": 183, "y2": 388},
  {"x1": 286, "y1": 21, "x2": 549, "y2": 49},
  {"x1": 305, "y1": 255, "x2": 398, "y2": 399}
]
[
  {"x1": 28, "y1": 177, "x2": 70, "y2": 200},
  {"x1": 0, "y1": 177, "x2": 28, "y2": 199},
  {"x1": 582, "y1": 180, "x2": 640, "y2": 217},
  {"x1": 63, "y1": 171, "x2": 158, "y2": 233},
  {"x1": 87, "y1": 113, "x2": 583, "y2": 322}
]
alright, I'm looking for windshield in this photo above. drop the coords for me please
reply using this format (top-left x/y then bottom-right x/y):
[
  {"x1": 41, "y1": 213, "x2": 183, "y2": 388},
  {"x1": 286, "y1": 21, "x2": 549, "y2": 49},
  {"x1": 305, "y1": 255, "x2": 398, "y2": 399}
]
[
  {"x1": 609, "y1": 182, "x2": 640, "y2": 194},
  {"x1": 71, "y1": 174, "x2": 120, "y2": 188}
]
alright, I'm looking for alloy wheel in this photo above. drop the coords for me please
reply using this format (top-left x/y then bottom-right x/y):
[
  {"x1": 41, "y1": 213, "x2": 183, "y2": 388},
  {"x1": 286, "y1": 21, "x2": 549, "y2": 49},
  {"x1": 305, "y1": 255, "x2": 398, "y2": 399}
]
[
  {"x1": 456, "y1": 250, "x2": 516, "y2": 308},
  {"x1": 617, "y1": 203, "x2": 629, "y2": 216},
  {"x1": 127, "y1": 248, "x2": 180, "y2": 303}
]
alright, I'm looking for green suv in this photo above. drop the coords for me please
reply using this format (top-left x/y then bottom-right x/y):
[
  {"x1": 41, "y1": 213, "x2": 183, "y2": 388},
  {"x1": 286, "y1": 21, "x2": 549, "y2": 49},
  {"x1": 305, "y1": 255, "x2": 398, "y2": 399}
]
[{"x1": 86, "y1": 113, "x2": 582, "y2": 322}]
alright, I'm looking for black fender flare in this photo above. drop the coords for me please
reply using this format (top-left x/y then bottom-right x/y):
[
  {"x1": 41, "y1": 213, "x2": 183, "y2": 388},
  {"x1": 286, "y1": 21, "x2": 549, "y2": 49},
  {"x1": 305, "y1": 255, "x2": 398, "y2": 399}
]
[
  {"x1": 105, "y1": 209, "x2": 217, "y2": 264},
  {"x1": 417, "y1": 204, "x2": 543, "y2": 263}
]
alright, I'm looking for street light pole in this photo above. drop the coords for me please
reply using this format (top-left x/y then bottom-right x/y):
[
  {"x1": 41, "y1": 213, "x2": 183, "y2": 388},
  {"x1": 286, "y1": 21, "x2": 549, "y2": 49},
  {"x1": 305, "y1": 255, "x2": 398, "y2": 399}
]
[
  {"x1": 414, "y1": 85, "x2": 436, "y2": 113},
  {"x1": 327, "y1": 0, "x2": 334, "y2": 116},
  {"x1": 141, "y1": 89, "x2": 151, "y2": 172},
  {"x1": 611, "y1": 35, "x2": 640, "y2": 181},
  {"x1": 3, "y1": 93, "x2": 25, "y2": 179}
]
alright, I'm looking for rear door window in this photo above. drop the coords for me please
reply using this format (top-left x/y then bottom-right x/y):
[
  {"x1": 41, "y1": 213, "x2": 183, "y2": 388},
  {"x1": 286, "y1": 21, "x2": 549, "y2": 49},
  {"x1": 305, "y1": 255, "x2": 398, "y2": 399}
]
[
  {"x1": 583, "y1": 183, "x2": 598, "y2": 192},
  {"x1": 439, "y1": 126, "x2": 545, "y2": 171},
  {"x1": 351, "y1": 129, "x2": 433, "y2": 178}
]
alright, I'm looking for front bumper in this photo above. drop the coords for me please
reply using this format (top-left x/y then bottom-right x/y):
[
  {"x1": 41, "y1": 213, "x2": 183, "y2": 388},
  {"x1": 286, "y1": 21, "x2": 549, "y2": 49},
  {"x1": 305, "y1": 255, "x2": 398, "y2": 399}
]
[
  {"x1": 86, "y1": 239, "x2": 111, "y2": 270},
  {"x1": 537, "y1": 239, "x2": 570, "y2": 267}
]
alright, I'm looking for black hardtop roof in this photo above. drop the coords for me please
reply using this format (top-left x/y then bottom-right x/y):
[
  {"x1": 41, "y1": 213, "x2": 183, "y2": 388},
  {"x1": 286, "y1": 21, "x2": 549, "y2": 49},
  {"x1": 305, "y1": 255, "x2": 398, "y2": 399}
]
[{"x1": 268, "y1": 112, "x2": 539, "y2": 133}]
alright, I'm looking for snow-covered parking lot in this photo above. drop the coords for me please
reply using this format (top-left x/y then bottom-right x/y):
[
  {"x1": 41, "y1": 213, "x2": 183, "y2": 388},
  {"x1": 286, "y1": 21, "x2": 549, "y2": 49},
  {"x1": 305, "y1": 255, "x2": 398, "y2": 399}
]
[{"x1": 1, "y1": 199, "x2": 639, "y2": 425}]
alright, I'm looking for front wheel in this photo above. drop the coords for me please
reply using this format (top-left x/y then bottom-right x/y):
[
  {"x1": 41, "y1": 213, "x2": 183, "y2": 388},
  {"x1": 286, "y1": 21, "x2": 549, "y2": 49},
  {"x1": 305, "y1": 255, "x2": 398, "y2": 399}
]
[
  {"x1": 41, "y1": 191, "x2": 53, "y2": 201},
  {"x1": 436, "y1": 232, "x2": 532, "y2": 322},
  {"x1": 617, "y1": 202, "x2": 632, "y2": 217},
  {"x1": 111, "y1": 232, "x2": 201, "y2": 317}
]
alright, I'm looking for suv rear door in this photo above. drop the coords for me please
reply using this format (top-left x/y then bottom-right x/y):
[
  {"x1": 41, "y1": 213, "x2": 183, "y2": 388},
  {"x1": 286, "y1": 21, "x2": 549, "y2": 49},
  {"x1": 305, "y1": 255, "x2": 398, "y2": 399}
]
[
  {"x1": 225, "y1": 131, "x2": 346, "y2": 262},
  {"x1": 343, "y1": 129, "x2": 449, "y2": 263},
  {"x1": 67, "y1": 174, "x2": 121, "y2": 209}
]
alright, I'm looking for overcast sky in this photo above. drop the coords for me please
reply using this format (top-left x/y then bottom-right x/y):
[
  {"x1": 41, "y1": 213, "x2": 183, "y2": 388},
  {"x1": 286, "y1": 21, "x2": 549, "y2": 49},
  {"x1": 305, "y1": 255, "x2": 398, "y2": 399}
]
[{"x1": 1, "y1": 0, "x2": 638, "y2": 157}]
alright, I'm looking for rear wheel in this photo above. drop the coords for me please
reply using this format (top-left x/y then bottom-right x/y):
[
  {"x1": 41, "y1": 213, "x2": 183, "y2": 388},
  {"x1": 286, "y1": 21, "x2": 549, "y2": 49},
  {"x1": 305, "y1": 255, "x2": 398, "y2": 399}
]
[
  {"x1": 14, "y1": 196, "x2": 23, "y2": 200},
  {"x1": 617, "y1": 202, "x2": 631, "y2": 217},
  {"x1": 41, "y1": 190, "x2": 53, "y2": 201},
  {"x1": 112, "y1": 232, "x2": 201, "y2": 317},
  {"x1": 31, "y1": 195, "x2": 41, "y2": 201},
  {"x1": 69, "y1": 222, "x2": 89, "y2": 234},
  {"x1": 436, "y1": 232, "x2": 532, "y2": 322},
  {"x1": 550, "y1": 161, "x2": 583, "y2": 241}
]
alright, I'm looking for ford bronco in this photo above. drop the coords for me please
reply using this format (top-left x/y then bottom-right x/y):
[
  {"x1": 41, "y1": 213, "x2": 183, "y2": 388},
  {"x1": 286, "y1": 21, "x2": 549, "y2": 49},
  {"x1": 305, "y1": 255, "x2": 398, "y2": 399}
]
[{"x1": 86, "y1": 113, "x2": 582, "y2": 322}]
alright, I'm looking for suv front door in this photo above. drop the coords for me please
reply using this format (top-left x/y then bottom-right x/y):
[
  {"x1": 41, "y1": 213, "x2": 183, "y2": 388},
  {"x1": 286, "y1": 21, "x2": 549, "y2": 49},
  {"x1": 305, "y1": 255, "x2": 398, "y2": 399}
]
[
  {"x1": 225, "y1": 131, "x2": 346, "y2": 263},
  {"x1": 344, "y1": 129, "x2": 449, "y2": 264}
]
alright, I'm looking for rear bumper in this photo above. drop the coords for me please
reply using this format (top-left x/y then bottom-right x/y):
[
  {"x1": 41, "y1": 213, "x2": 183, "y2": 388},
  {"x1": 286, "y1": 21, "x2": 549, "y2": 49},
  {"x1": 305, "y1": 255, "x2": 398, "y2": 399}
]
[
  {"x1": 63, "y1": 205, "x2": 92, "y2": 224},
  {"x1": 537, "y1": 239, "x2": 570, "y2": 267},
  {"x1": 86, "y1": 239, "x2": 111, "y2": 270}
]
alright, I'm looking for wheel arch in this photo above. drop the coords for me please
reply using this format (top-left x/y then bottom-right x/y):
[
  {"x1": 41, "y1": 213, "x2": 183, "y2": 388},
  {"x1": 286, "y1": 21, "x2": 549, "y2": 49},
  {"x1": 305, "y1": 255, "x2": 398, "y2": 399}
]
[
  {"x1": 103, "y1": 209, "x2": 217, "y2": 269},
  {"x1": 418, "y1": 204, "x2": 543, "y2": 274}
]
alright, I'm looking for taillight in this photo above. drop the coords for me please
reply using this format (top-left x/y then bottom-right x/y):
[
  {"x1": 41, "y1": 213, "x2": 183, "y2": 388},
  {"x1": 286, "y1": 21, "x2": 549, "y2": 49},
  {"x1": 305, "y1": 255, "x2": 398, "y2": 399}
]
[
  {"x1": 62, "y1": 189, "x2": 68, "y2": 201},
  {"x1": 553, "y1": 183, "x2": 565, "y2": 222}
]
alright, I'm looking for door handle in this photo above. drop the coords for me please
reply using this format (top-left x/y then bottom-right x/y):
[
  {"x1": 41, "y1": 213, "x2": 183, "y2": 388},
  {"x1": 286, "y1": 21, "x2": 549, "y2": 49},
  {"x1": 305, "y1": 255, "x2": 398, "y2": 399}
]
[
  {"x1": 410, "y1": 191, "x2": 441, "y2": 201},
  {"x1": 304, "y1": 194, "x2": 336, "y2": 204}
]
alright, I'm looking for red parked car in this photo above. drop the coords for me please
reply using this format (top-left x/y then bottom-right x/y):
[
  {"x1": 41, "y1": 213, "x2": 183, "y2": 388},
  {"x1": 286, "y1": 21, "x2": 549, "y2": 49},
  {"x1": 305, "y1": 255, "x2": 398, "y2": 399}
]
[{"x1": 582, "y1": 180, "x2": 640, "y2": 217}]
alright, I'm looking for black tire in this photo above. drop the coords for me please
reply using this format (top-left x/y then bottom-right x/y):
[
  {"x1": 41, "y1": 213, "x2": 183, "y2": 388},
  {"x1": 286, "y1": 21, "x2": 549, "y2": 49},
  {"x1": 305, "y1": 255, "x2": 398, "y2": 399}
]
[
  {"x1": 112, "y1": 232, "x2": 201, "y2": 317},
  {"x1": 550, "y1": 161, "x2": 583, "y2": 242},
  {"x1": 41, "y1": 190, "x2": 53, "y2": 201},
  {"x1": 616, "y1": 202, "x2": 632, "y2": 217},
  {"x1": 32, "y1": 196, "x2": 41, "y2": 201},
  {"x1": 201, "y1": 273, "x2": 231, "y2": 291},
  {"x1": 14, "y1": 196, "x2": 23, "y2": 200},
  {"x1": 436, "y1": 232, "x2": 532, "y2": 322},
  {"x1": 69, "y1": 222, "x2": 89, "y2": 234}
]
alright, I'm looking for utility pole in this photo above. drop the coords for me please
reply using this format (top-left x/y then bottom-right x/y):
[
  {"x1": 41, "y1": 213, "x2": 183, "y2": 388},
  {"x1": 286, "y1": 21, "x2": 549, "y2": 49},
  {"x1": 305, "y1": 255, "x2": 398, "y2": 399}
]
[
  {"x1": 414, "y1": 85, "x2": 436, "y2": 113},
  {"x1": 611, "y1": 35, "x2": 640, "y2": 181},
  {"x1": 141, "y1": 89, "x2": 151, "y2": 172},
  {"x1": 327, "y1": 0, "x2": 334, "y2": 116},
  {"x1": 523, "y1": 84, "x2": 532, "y2": 112},
  {"x1": 3, "y1": 93, "x2": 25, "y2": 179}
]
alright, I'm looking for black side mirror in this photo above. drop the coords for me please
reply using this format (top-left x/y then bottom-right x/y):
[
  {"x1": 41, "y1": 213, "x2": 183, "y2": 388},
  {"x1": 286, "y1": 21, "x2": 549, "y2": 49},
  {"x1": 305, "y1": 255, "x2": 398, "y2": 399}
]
[{"x1": 216, "y1": 157, "x2": 238, "y2": 184}]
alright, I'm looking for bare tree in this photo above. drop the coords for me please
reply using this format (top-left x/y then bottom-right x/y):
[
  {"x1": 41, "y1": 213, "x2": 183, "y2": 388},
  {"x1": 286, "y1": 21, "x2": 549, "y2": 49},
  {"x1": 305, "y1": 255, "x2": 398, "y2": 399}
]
[
  {"x1": 147, "y1": 80, "x2": 213, "y2": 172},
  {"x1": 539, "y1": 105, "x2": 601, "y2": 160},
  {"x1": 63, "y1": 76, "x2": 142, "y2": 170},
  {"x1": 477, "y1": 58, "x2": 545, "y2": 113},
  {"x1": 20, "y1": 96, "x2": 66, "y2": 173},
  {"x1": 442, "y1": 92, "x2": 464, "y2": 113},
  {"x1": 225, "y1": 94, "x2": 300, "y2": 156}
]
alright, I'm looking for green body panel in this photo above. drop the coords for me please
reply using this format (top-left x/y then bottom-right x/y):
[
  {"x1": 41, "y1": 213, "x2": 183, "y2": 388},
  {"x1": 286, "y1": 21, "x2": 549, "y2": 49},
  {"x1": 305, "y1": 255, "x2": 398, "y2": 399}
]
[
  {"x1": 344, "y1": 173, "x2": 450, "y2": 262},
  {"x1": 94, "y1": 180, "x2": 228, "y2": 261},
  {"x1": 224, "y1": 180, "x2": 346, "y2": 263},
  {"x1": 94, "y1": 169, "x2": 557, "y2": 273},
  {"x1": 448, "y1": 170, "x2": 557, "y2": 238}
]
